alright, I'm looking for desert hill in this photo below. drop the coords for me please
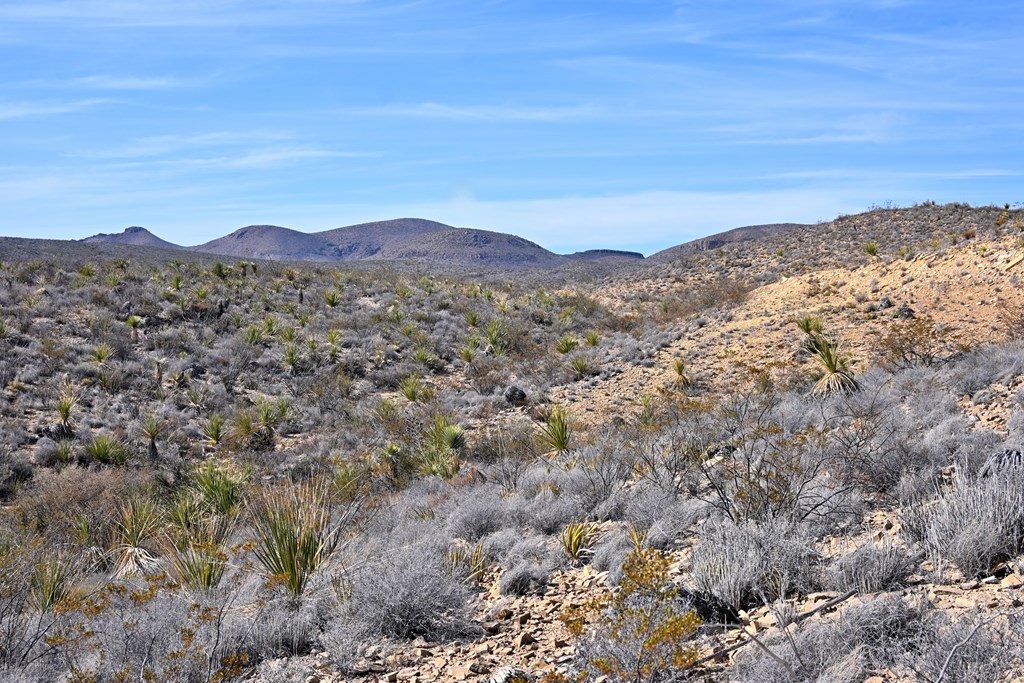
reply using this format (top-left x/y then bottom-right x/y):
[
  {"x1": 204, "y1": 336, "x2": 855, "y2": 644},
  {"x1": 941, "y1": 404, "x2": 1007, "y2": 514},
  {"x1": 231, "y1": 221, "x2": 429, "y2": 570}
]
[
  {"x1": 191, "y1": 225, "x2": 345, "y2": 262},
  {"x1": 80, "y1": 225, "x2": 184, "y2": 250},
  {"x1": 646, "y1": 222, "x2": 807, "y2": 263}
]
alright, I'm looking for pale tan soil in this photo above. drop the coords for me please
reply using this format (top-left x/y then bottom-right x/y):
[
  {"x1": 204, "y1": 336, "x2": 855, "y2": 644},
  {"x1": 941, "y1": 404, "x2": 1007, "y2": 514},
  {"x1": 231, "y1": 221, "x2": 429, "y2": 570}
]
[{"x1": 552, "y1": 237, "x2": 1024, "y2": 429}]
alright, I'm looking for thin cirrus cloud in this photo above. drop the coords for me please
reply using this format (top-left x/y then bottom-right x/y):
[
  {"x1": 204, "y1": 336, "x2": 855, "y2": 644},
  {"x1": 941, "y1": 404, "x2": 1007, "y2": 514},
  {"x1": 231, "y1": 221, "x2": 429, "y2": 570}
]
[
  {"x1": 342, "y1": 102, "x2": 606, "y2": 123},
  {"x1": 0, "y1": 97, "x2": 109, "y2": 120}
]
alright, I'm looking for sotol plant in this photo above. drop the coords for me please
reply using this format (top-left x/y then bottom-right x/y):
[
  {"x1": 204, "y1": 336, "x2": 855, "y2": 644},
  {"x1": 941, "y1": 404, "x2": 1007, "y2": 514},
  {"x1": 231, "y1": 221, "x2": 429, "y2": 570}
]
[{"x1": 249, "y1": 481, "x2": 343, "y2": 598}]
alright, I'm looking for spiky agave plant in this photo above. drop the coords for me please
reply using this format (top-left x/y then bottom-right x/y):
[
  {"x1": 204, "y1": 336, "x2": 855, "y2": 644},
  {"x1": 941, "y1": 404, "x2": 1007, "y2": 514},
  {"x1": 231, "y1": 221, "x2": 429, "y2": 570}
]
[{"x1": 810, "y1": 336, "x2": 859, "y2": 395}]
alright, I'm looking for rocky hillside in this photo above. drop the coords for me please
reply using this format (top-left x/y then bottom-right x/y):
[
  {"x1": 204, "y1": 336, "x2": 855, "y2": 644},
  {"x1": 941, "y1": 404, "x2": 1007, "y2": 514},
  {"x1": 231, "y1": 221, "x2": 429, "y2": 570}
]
[
  {"x1": 646, "y1": 222, "x2": 807, "y2": 263},
  {"x1": 192, "y1": 225, "x2": 345, "y2": 262},
  {"x1": 80, "y1": 226, "x2": 184, "y2": 250}
]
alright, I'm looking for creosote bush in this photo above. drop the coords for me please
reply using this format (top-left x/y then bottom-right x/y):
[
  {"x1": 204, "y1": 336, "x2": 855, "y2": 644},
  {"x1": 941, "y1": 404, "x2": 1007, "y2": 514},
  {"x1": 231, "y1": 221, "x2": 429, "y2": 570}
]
[{"x1": 566, "y1": 547, "x2": 702, "y2": 683}]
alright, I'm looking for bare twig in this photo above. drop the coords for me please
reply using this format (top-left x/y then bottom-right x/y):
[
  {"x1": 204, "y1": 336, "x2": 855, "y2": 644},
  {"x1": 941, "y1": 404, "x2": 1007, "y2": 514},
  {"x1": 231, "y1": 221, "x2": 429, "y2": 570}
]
[{"x1": 933, "y1": 616, "x2": 998, "y2": 683}]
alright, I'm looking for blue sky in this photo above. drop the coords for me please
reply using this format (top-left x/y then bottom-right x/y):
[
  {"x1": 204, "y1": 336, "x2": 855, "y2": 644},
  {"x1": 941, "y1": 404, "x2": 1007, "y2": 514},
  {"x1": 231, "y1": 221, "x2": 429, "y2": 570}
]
[{"x1": 1, "y1": 1, "x2": 1022, "y2": 255}]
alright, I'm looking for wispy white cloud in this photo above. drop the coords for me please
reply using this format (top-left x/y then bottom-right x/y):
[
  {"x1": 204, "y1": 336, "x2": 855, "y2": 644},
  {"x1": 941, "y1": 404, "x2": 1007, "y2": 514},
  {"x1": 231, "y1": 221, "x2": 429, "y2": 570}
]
[
  {"x1": 342, "y1": 102, "x2": 605, "y2": 122},
  {"x1": 73, "y1": 131, "x2": 295, "y2": 159},
  {"x1": 0, "y1": 0, "x2": 415, "y2": 28},
  {"x1": 0, "y1": 98, "x2": 108, "y2": 119},
  {"x1": 63, "y1": 74, "x2": 193, "y2": 90}
]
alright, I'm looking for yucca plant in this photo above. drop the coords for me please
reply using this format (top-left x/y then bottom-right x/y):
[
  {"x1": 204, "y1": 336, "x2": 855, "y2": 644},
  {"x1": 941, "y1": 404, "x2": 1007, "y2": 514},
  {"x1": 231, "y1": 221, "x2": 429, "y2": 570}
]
[
  {"x1": 570, "y1": 356, "x2": 597, "y2": 380},
  {"x1": 111, "y1": 496, "x2": 163, "y2": 578},
  {"x1": 540, "y1": 405, "x2": 573, "y2": 455},
  {"x1": 55, "y1": 389, "x2": 76, "y2": 436},
  {"x1": 140, "y1": 413, "x2": 165, "y2": 460},
  {"x1": 556, "y1": 335, "x2": 579, "y2": 354},
  {"x1": 560, "y1": 522, "x2": 601, "y2": 564},
  {"x1": 425, "y1": 415, "x2": 466, "y2": 453},
  {"x1": 795, "y1": 315, "x2": 824, "y2": 338},
  {"x1": 810, "y1": 336, "x2": 859, "y2": 395},
  {"x1": 85, "y1": 434, "x2": 129, "y2": 466},
  {"x1": 324, "y1": 289, "x2": 341, "y2": 308},
  {"x1": 201, "y1": 413, "x2": 226, "y2": 448},
  {"x1": 399, "y1": 374, "x2": 434, "y2": 403},
  {"x1": 672, "y1": 358, "x2": 694, "y2": 388},
  {"x1": 585, "y1": 331, "x2": 600, "y2": 347},
  {"x1": 124, "y1": 314, "x2": 143, "y2": 342},
  {"x1": 249, "y1": 482, "x2": 341, "y2": 599}
]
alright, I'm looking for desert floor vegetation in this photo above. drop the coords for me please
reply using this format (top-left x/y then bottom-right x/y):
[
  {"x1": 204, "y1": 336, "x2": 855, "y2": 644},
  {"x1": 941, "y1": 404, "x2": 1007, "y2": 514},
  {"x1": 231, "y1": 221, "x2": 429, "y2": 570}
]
[{"x1": 2, "y1": 204, "x2": 1024, "y2": 681}]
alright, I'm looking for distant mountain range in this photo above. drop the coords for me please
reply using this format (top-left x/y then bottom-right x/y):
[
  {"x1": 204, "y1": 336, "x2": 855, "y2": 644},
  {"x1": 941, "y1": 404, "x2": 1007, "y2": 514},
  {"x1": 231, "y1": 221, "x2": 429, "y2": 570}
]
[{"x1": 78, "y1": 218, "x2": 807, "y2": 268}]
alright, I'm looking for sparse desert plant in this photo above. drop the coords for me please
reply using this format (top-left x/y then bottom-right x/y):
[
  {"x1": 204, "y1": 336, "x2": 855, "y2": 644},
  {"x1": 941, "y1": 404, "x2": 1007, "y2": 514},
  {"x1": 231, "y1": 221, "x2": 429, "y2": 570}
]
[
  {"x1": 336, "y1": 538, "x2": 473, "y2": 642},
  {"x1": 873, "y1": 315, "x2": 966, "y2": 369},
  {"x1": 809, "y1": 335, "x2": 859, "y2": 394},
  {"x1": 566, "y1": 547, "x2": 702, "y2": 683},
  {"x1": 560, "y1": 522, "x2": 601, "y2": 564},
  {"x1": 864, "y1": 241, "x2": 878, "y2": 257},
  {"x1": 84, "y1": 433, "x2": 130, "y2": 466},
  {"x1": 110, "y1": 496, "x2": 164, "y2": 578},
  {"x1": 901, "y1": 470, "x2": 1024, "y2": 577},
  {"x1": 539, "y1": 405, "x2": 573, "y2": 456},
  {"x1": 827, "y1": 541, "x2": 915, "y2": 593},
  {"x1": 324, "y1": 289, "x2": 341, "y2": 308},
  {"x1": 691, "y1": 519, "x2": 821, "y2": 611},
  {"x1": 249, "y1": 481, "x2": 342, "y2": 598},
  {"x1": 556, "y1": 335, "x2": 579, "y2": 354}
]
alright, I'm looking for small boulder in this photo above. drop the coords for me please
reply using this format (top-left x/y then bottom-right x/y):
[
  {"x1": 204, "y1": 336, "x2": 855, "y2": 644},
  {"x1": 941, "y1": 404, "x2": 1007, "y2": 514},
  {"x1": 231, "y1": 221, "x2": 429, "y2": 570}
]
[{"x1": 504, "y1": 385, "x2": 527, "y2": 407}]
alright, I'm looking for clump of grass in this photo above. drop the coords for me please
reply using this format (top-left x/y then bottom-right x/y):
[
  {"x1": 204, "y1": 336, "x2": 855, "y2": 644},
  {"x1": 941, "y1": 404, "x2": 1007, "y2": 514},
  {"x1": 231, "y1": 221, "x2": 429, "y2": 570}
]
[
  {"x1": 193, "y1": 459, "x2": 247, "y2": 517},
  {"x1": 442, "y1": 543, "x2": 490, "y2": 585},
  {"x1": 31, "y1": 553, "x2": 77, "y2": 612}
]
